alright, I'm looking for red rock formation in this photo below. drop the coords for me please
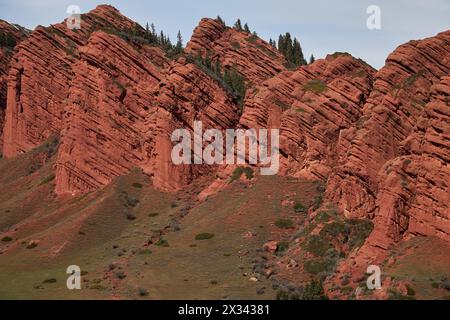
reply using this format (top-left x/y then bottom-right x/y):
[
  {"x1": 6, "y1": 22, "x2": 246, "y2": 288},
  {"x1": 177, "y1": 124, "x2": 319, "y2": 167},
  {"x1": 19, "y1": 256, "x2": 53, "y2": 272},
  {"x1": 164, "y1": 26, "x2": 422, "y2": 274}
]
[
  {"x1": 147, "y1": 57, "x2": 240, "y2": 191},
  {"x1": 326, "y1": 31, "x2": 450, "y2": 219},
  {"x1": 369, "y1": 75, "x2": 450, "y2": 249},
  {"x1": 186, "y1": 18, "x2": 287, "y2": 84},
  {"x1": 55, "y1": 31, "x2": 168, "y2": 195},
  {"x1": 326, "y1": 76, "x2": 450, "y2": 296},
  {"x1": 2, "y1": 5, "x2": 144, "y2": 158},
  {"x1": 240, "y1": 53, "x2": 375, "y2": 180},
  {"x1": 0, "y1": 20, "x2": 28, "y2": 151},
  {"x1": 324, "y1": 33, "x2": 450, "y2": 295}
]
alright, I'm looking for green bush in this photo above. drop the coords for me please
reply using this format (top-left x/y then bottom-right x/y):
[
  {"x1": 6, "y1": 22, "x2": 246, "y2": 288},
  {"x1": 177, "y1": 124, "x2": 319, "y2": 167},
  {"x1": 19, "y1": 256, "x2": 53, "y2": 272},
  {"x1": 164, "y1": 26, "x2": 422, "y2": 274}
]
[
  {"x1": 155, "y1": 239, "x2": 169, "y2": 247},
  {"x1": 275, "y1": 219, "x2": 294, "y2": 229},
  {"x1": 276, "y1": 241, "x2": 289, "y2": 254},
  {"x1": 347, "y1": 219, "x2": 374, "y2": 249},
  {"x1": 195, "y1": 233, "x2": 215, "y2": 241},
  {"x1": 406, "y1": 285, "x2": 416, "y2": 297},
  {"x1": 311, "y1": 194, "x2": 323, "y2": 211},
  {"x1": 320, "y1": 222, "x2": 347, "y2": 237},
  {"x1": 294, "y1": 202, "x2": 307, "y2": 213},
  {"x1": 0, "y1": 32, "x2": 17, "y2": 48},
  {"x1": 132, "y1": 183, "x2": 143, "y2": 189},
  {"x1": 43, "y1": 278, "x2": 57, "y2": 284},
  {"x1": 138, "y1": 287, "x2": 149, "y2": 296},
  {"x1": 26, "y1": 243, "x2": 38, "y2": 249},
  {"x1": 315, "y1": 211, "x2": 331, "y2": 223},
  {"x1": 305, "y1": 235, "x2": 330, "y2": 256},
  {"x1": 302, "y1": 280, "x2": 327, "y2": 300},
  {"x1": 231, "y1": 167, "x2": 254, "y2": 181},
  {"x1": 1, "y1": 236, "x2": 13, "y2": 242}
]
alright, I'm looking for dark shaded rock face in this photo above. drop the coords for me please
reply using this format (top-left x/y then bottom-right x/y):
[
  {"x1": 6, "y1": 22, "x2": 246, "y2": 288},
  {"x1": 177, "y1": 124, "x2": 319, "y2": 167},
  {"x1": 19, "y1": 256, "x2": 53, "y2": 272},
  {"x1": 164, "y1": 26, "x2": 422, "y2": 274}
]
[{"x1": 0, "y1": 19, "x2": 29, "y2": 151}]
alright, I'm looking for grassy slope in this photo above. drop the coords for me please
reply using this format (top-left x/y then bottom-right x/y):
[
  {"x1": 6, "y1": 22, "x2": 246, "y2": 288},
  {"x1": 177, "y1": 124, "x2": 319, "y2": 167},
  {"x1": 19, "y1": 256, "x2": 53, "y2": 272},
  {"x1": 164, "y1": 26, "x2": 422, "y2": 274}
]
[
  {"x1": 1, "y1": 141, "x2": 448, "y2": 300},
  {"x1": 0, "y1": 141, "x2": 319, "y2": 299}
]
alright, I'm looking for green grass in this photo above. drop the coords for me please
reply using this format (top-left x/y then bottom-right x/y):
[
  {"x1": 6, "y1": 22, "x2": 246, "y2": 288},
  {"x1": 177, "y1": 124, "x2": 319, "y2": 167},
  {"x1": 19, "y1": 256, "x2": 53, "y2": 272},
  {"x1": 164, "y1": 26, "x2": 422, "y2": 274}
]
[
  {"x1": 388, "y1": 289, "x2": 416, "y2": 300},
  {"x1": 305, "y1": 235, "x2": 330, "y2": 256},
  {"x1": 39, "y1": 174, "x2": 55, "y2": 186},
  {"x1": 302, "y1": 80, "x2": 328, "y2": 94},
  {"x1": 132, "y1": 183, "x2": 143, "y2": 189},
  {"x1": 90, "y1": 284, "x2": 107, "y2": 291},
  {"x1": 138, "y1": 249, "x2": 152, "y2": 255},
  {"x1": 274, "y1": 100, "x2": 292, "y2": 111},
  {"x1": 275, "y1": 219, "x2": 294, "y2": 229},
  {"x1": 0, "y1": 153, "x2": 324, "y2": 300},
  {"x1": 304, "y1": 259, "x2": 332, "y2": 275},
  {"x1": 231, "y1": 41, "x2": 241, "y2": 49},
  {"x1": 155, "y1": 239, "x2": 170, "y2": 247},
  {"x1": 195, "y1": 233, "x2": 215, "y2": 241}
]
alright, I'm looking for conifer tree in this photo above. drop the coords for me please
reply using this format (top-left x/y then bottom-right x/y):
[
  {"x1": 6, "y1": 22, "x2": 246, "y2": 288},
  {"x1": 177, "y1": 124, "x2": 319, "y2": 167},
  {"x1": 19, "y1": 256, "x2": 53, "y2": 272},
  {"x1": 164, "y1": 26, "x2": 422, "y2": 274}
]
[
  {"x1": 216, "y1": 16, "x2": 225, "y2": 26},
  {"x1": 175, "y1": 30, "x2": 183, "y2": 54},
  {"x1": 309, "y1": 54, "x2": 315, "y2": 64},
  {"x1": 145, "y1": 23, "x2": 150, "y2": 40},
  {"x1": 244, "y1": 23, "x2": 250, "y2": 33},
  {"x1": 214, "y1": 59, "x2": 222, "y2": 78},
  {"x1": 234, "y1": 19, "x2": 243, "y2": 31},
  {"x1": 277, "y1": 32, "x2": 307, "y2": 67}
]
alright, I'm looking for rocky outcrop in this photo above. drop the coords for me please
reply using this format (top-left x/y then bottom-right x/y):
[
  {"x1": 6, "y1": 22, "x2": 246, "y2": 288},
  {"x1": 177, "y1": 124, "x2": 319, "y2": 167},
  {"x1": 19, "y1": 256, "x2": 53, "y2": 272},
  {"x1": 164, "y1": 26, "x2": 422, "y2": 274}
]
[
  {"x1": 0, "y1": 20, "x2": 28, "y2": 152},
  {"x1": 326, "y1": 31, "x2": 450, "y2": 220},
  {"x1": 2, "y1": 5, "x2": 144, "y2": 158},
  {"x1": 186, "y1": 18, "x2": 287, "y2": 84},
  {"x1": 55, "y1": 31, "x2": 168, "y2": 195},
  {"x1": 240, "y1": 53, "x2": 375, "y2": 180},
  {"x1": 146, "y1": 57, "x2": 240, "y2": 191},
  {"x1": 368, "y1": 75, "x2": 450, "y2": 250},
  {"x1": 324, "y1": 32, "x2": 450, "y2": 294}
]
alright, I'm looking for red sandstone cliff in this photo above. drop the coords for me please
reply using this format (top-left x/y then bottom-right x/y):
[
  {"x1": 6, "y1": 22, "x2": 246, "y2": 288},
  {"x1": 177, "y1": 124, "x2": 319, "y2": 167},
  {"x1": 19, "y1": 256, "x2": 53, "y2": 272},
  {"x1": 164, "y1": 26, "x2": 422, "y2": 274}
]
[
  {"x1": 1, "y1": 5, "x2": 449, "y2": 299},
  {"x1": 185, "y1": 18, "x2": 287, "y2": 84},
  {"x1": 326, "y1": 31, "x2": 450, "y2": 220},
  {"x1": 240, "y1": 53, "x2": 375, "y2": 180},
  {"x1": 323, "y1": 32, "x2": 450, "y2": 295},
  {"x1": 2, "y1": 5, "x2": 142, "y2": 158},
  {"x1": 55, "y1": 30, "x2": 168, "y2": 195},
  {"x1": 0, "y1": 20, "x2": 28, "y2": 152}
]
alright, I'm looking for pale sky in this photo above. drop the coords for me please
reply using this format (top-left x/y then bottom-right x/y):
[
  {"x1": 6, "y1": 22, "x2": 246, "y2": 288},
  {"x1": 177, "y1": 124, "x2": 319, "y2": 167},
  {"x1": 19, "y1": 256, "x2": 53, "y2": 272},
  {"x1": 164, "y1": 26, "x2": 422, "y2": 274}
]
[{"x1": 0, "y1": 0, "x2": 449, "y2": 69}]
